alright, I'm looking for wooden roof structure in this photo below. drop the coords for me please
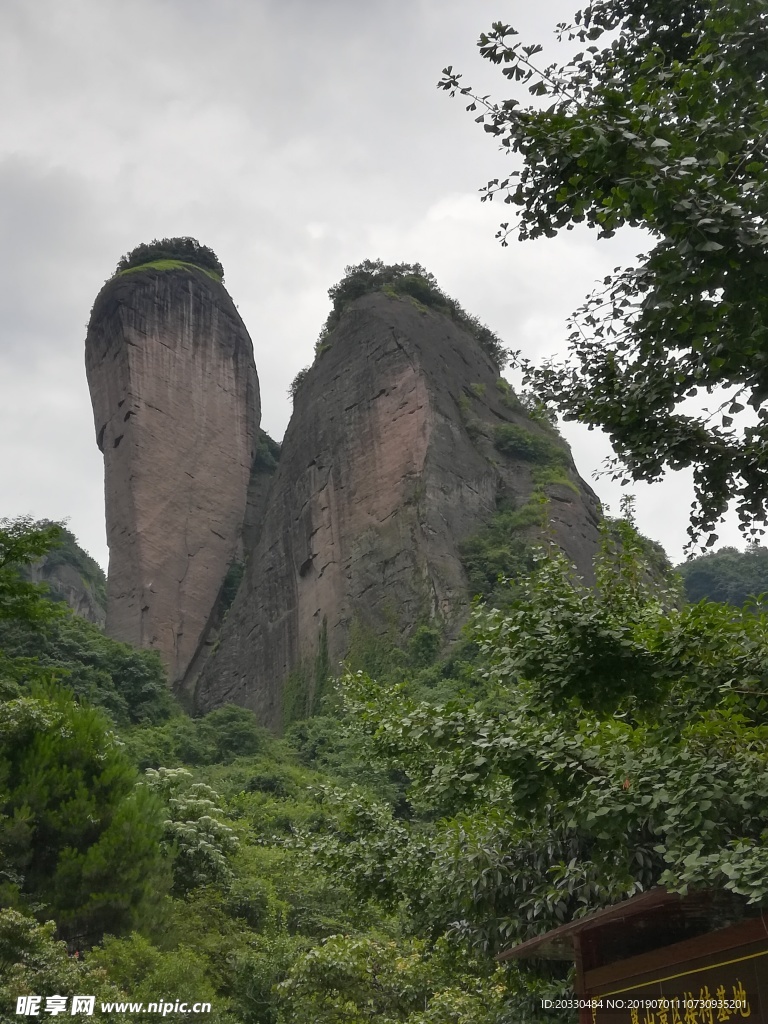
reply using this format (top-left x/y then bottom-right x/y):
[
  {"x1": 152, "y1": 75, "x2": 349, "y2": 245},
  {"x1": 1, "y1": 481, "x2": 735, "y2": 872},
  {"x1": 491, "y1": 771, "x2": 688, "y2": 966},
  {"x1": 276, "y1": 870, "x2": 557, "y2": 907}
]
[
  {"x1": 498, "y1": 887, "x2": 754, "y2": 968},
  {"x1": 498, "y1": 888, "x2": 768, "y2": 1020}
]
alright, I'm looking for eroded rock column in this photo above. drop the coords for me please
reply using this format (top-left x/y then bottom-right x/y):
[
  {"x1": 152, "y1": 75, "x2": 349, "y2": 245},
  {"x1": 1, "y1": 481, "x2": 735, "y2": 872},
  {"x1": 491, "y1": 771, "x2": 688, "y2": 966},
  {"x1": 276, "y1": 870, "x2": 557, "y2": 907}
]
[{"x1": 85, "y1": 264, "x2": 260, "y2": 686}]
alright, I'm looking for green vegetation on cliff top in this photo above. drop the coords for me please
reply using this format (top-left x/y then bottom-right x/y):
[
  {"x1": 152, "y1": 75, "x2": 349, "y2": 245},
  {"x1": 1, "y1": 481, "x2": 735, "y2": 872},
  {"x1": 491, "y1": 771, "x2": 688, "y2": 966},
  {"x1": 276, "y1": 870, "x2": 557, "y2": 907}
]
[
  {"x1": 114, "y1": 237, "x2": 224, "y2": 281},
  {"x1": 115, "y1": 259, "x2": 223, "y2": 283},
  {"x1": 290, "y1": 259, "x2": 508, "y2": 399},
  {"x1": 322, "y1": 259, "x2": 505, "y2": 366}
]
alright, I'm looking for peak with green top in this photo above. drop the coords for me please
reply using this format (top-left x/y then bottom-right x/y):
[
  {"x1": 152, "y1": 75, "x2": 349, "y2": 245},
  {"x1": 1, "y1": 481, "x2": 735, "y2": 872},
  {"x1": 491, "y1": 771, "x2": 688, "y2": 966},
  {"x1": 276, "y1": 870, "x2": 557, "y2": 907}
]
[
  {"x1": 320, "y1": 259, "x2": 506, "y2": 367},
  {"x1": 290, "y1": 259, "x2": 509, "y2": 399},
  {"x1": 86, "y1": 236, "x2": 259, "y2": 689},
  {"x1": 114, "y1": 236, "x2": 224, "y2": 281}
]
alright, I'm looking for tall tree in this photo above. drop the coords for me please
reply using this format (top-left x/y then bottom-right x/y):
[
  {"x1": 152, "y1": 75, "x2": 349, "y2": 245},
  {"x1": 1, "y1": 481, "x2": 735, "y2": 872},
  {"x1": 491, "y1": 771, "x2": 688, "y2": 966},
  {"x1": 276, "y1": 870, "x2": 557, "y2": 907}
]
[
  {"x1": 440, "y1": 0, "x2": 768, "y2": 542},
  {"x1": 306, "y1": 526, "x2": 768, "y2": 962},
  {"x1": 0, "y1": 518, "x2": 167, "y2": 947},
  {"x1": 0, "y1": 517, "x2": 63, "y2": 627}
]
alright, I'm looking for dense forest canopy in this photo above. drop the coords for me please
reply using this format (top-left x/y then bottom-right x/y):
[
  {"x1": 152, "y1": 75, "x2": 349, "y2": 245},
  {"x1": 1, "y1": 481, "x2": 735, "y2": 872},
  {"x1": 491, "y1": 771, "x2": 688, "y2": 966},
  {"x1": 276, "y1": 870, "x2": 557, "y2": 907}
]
[
  {"x1": 309, "y1": 522, "x2": 768, "y2": 962},
  {"x1": 678, "y1": 543, "x2": 768, "y2": 606},
  {"x1": 3, "y1": 516, "x2": 768, "y2": 1022},
  {"x1": 440, "y1": 0, "x2": 768, "y2": 543}
]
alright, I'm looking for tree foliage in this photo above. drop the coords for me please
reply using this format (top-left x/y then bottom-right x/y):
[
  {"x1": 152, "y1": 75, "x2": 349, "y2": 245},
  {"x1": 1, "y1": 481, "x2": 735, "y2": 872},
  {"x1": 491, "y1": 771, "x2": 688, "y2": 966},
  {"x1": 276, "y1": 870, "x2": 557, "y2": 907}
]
[
  {"x1": 305, "y1": 524, "x2": 768, "y2": 958},
  {"x1": 252, "y1": 430, "x2": 281, "y2": 473},
  {"x1": 11, "y1": 512, "x2": 768, "y2": 1018},
  {"x1": 277, "y1": 934, "x2": 511, "y2": 1024},
  {"x1": 440, "y1": 0, "x2": 768, "y2": 541},
  {"x1": 115, "y1": 237, "x2": 224, "y2": 279},
  {"x1": 0, "y1": 686, "x2": 168, "y2": 947},
  {"x1": 492, "y1": 423, "x2": 568, "y2": 465},
  {"x1": 19, "y1": 523, "x2": 106, "y2": 612},
  {"x1": 0, "y1": 518, "x2": 64, "y2": 628},
  {"x1": 87, "y1": 932, "x2": 226, "y2": 1024},
  {"x1": 0, "y1": 518, "x2": 172, "y2": 726},
  {"x1": 0, "y1": 518, "x2": 168, "y2": 947},
  {"x1": 458, "y1": 503, "x2": 540, "y2": 603},
  {"x1": 124, "y1": 704, "x2": 267, "y2": 770},
  {"x1": 144, "y1": 768, "x2": 238, "y2": 895},
  {"x1": 678, "y1": 544, "x2": 768, "y2": 606},
  {"x1": 0, "y1": 910, "x2": 126, "y2": 1021},
  {"x1": 0, "y1": 613, "x2": 173, "y2": 727},
  {"x1": 288, "y1": 365, "x2": 311, "y2": 401}
]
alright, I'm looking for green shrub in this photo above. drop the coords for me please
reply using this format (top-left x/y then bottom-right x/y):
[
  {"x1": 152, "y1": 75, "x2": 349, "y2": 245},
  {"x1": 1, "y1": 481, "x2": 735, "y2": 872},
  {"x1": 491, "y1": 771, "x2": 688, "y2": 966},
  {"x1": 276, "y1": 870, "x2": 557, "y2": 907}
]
[
  {"x1": 317, "y1": 259, "x2": 508, "y2": 369},
  {"x1": 459, "y1": 503, "x2": 540, "y2": 601},
  {"x1": 284, "y1": 715, "x2": 348, "y2": 769},
  {"x1": 1, "y1": 684, "x2": 167, "y2": 945},
  {"x1": 21, "y1": 525, "x2": 107, "y2": 611},
  {"x1": 532, "y1": 464, "x2": 579, "y2": 494},
  {"x1": 124, "y1": 705, "x2": 267, "y2": 769},
  {"x1": 0, "y1": 911, "x2": 125, "y2": 1013},
  {"x1": 289, "y1": 366, "x2": 310, "y2": 400},
  {"x1": 115, "y1": 237, "x2": 223, "y2": 279},
  {"x1": 198, "y1": 705, "x2": 268, "y2": 761},
  {"x1": 253, "y1": 431, "x2": 280, "y2": 473},
  {"x1": 492, "y1": 423, "x2": 567, "y2": 465},
  {"x1": 88, "y1": 933, "x2": 221, "y2": 1018},
  {"x1": 407, "y1": 625, "x2": 441, "y2": 668}
]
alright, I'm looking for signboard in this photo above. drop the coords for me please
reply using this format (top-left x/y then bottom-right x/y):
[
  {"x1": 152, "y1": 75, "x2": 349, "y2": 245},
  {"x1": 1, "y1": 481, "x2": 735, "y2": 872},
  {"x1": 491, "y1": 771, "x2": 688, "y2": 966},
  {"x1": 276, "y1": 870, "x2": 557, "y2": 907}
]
[
  {"x1": 498, "y1": 890, "x2": 768, "y2": 1024},
  {"x1": 582, "y1": 921, "x2": 768, "y2": 1024}
]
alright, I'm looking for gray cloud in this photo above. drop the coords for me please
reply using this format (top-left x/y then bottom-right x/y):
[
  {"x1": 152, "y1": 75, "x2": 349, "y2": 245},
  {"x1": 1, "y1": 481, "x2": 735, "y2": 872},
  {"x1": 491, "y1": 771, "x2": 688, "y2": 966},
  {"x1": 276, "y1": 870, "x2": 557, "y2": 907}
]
[{"x1": 0, "y1": 0, "x2": 747, "y2": 568}]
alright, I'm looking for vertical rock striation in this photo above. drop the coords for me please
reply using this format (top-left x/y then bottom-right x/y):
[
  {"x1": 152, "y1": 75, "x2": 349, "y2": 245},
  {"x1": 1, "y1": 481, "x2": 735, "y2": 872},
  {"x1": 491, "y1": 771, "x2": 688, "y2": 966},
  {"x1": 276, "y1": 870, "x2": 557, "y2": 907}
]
[
  {"x1": 196, "y1": 290, "x2": 602, "y2": 728},
  {"x1": 85, "y1": 264, "x2": 259, "y2": 686}
]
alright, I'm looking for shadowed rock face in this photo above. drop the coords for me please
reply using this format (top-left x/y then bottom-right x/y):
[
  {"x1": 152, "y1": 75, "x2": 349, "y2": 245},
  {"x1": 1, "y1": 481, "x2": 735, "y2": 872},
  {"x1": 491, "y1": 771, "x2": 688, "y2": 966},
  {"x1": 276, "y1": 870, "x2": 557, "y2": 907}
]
[
  {"x1": 24, "y1": 558, "x2": 106, "y2": 627},
  {"x1": 85, "y1": 265, "x2": 259, "y2": 686},
  {"x1": 195, "y1": 291, "x2": 601, "y2": 728}
]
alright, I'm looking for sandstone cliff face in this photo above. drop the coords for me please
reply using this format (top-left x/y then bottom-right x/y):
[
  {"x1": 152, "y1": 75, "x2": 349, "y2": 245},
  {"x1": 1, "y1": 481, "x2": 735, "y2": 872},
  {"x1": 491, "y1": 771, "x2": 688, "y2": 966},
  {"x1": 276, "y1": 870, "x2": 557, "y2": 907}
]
[
  {"x1": 85, "y1": 266, "x2": 260, "y2": 686},
  {"x1": 195, "y1": 291, "x2": 601, "y2": 728}
]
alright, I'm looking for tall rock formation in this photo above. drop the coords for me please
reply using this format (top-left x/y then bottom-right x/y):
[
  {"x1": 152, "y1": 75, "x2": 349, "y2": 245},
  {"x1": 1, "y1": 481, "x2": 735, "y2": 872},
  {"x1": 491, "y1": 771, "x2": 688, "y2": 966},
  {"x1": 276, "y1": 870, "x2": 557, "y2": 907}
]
[
  {"x1": 85, "y1": 262, "x2": 260, "y2": 686},
  {"x1": 195, "y1": 290, "x2": 602, "y2": 728}
]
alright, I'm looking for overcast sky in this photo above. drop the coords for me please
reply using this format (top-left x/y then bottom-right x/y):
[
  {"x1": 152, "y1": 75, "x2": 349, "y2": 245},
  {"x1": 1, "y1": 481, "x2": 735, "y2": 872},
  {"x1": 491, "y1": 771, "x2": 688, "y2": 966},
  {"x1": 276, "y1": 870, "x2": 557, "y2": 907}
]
[{"x1": 0, "y1": 0, "x2": 748, "y2": 571}]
